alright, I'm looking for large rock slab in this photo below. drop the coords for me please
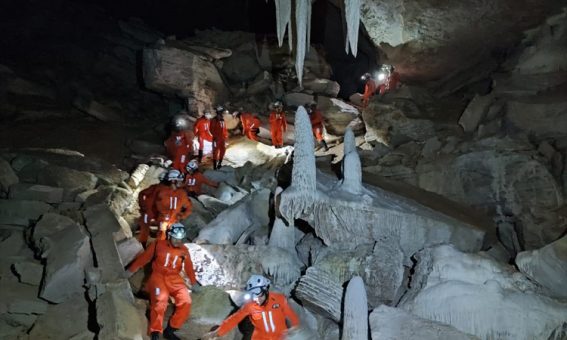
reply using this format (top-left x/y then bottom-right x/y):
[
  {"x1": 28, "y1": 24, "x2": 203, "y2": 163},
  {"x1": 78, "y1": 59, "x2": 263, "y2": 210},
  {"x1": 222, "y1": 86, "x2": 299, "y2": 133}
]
[
  {"x1": 9, "y1": 183, "x2": 64, "y2": 203},
  {"x1": 143, "y1": 46, "x2": 229, "y2": 113},
  {"x1": 13, "y1": 260, "x2": 44, "y2": 286},
  {"x1": 505, "y1": 101, "x2": 567, "y2": 140},
  {"x1": 29, "y1": 294, "x2": 94, "y2": 339},
  {"x1": 370, "y1": 305, "x2": 479, "y2": 340},
  {"x1": 416, "y1": 137, "x2": 565, "y2": 249},
  {"x1": 295, "y1": 267, "x2": 343, "y2": 322},
  {"x1": 398, "y1": 245, "x2": 567, "y2": 340},
  {"x1": 0, "y1": 199, "x2": 52, "y2": 226},
  {"x1": 458, "y1": 94, "x2": 494, "y2": 133},
  {"x1": 317, "y1": 96, "x2": 364, "y2": 136},
  {"x1": 84, "y1": 204, "x2": 130, "y2": 283},
  {"x1": 40, "y1": 224, "x2": 92, "y2": 303},
  {"x1": 515, "y1": 235, "x2": 567, "y2": 299},
  {"x1": 187, "y1": 243, "x2": 302, "y2": 291},
  {"x1": 96, "y1": 280, "x2": 147, "y2": 340},
  {"x1": 32, "y1": 212, "x2": 78, "y2": 252},
  {"x1": 1, "y1": 280, "x2": 49, "y2": 316}
]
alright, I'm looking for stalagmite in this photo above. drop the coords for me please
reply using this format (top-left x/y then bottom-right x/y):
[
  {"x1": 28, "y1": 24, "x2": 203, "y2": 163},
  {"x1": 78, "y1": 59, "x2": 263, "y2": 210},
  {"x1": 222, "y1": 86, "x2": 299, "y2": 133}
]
[
  {"x1": 339, "y1": 128, "x2": 362, "y2": 194},
  {"x1": 341, "y1": 276, "x2": 368, "y2": 340},
  {"x1": 344, "y1": 0, "x2": 361, "y2": 57},
  {"x1": 279, "y1": 106, "x2": 317, "y2": 222},
  {"x1": 275, "y1": 0, "x2": 291, "y2": 48}
]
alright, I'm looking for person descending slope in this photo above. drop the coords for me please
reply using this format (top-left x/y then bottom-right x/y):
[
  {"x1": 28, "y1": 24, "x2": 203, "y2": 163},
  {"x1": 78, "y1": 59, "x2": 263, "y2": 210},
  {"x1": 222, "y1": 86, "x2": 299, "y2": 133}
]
[
  {"x1": 210, "y1": 106, "x2": 229, "y2": 170},
  {"x1": 164, "y1": 113, "x2": 194, "y2": 173},
  {"x1": 184, "y1": 160, "x2": 219, "y2": 197},
  {"x1": 306, "y1": 102, "x2": 328, "y2": 151},
  {"x1": 126, "y1": 224, "x2": 198, "y2": 340},
  {"x1": 203, "y1": 274, "x2": 300, "y2": 340},
  {"x1": 137, "y1": 172, "x2": 169, "y2": 247},
  {"x1": 153, "y1": 169, "x2": 192, "y2": 240},
  {"x1": 193, "y1": 111, "x2": 214, "y2": 162},
  {"x1": 269, "y1": 101, "x2": 287, "y2": 148}
]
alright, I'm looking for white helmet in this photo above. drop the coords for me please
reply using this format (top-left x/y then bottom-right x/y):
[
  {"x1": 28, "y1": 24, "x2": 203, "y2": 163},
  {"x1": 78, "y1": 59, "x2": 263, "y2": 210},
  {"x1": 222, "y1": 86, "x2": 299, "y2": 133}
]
[
  {"x1": 246, "y1": 275, "x2": 271, "y2": 297},
  {"x1": 186, "y1": 159, "x2": 199, "y2": 172},
  {"x1": 273, "y1": 101, "x2": 282, "y2": 108},
  {"x1": 166, "y1": 169, "x2": 183, "y2": 181},
  {"x1": 168, "y1": 223, "x2": 187, "y2": 240},
  {"x1": 204, "y1": 111, "x2": 214, "y2": 119}
]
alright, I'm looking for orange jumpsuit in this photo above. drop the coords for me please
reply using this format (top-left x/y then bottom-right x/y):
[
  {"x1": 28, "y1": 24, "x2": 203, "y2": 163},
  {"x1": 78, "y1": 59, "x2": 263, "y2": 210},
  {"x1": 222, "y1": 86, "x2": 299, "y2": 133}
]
[
  {"x1": 269, "y1": 111, "x2": 287, "y2": 147},
  {"x1": 184, "y1": 172, "x2": 218, "y2": 196},
  {"x1": 240, "y1": 112, "x2": 261, "y2": 141},
  {"x1": 164, "y1": 131, "x2": 194, "y2": 173},
  {"x1": 127, "y1": 240, "x2": 197, "y2": 334},
  {"x1": 217, "y1": 292, "x2": 300, "y2": 340},
  {"x1": 387, "y1": 71, "x2": 400, "y2": 91},
  {"x1": 154, "y1": 187, "x2": 192, "y2": 240},
  {"x1": 309, "y1": 110, "x2": 325, "y2": 142},
  {"x1": 362, "y1": 79, "x2": 377, "y2": 106},
  {"x1": 210, "y1": 117, "x2": 228, "y2": 164},
  {"x1": 137, "y1": 183, "x2": 166, "y2": 245},
  {"x1": 193, "y1": 117, "x2": 213, "y2": 151}
]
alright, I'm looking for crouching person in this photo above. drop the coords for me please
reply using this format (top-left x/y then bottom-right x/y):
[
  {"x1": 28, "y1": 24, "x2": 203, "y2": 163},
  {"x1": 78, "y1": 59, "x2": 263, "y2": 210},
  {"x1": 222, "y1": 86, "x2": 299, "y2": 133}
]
[
  {"x1": 202, "y1": 274, "x2": 299, "y2": 340},
  {"x1": 125, "y1": 223, "x2": 198, "y2": 340}
]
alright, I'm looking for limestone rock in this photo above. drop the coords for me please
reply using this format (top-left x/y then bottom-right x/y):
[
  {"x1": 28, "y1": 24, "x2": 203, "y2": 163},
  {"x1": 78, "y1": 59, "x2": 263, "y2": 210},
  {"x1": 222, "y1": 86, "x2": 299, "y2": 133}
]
[
  {"x1": 303, "y1": 78, "x2": 340, "y2": 98},
  {"x1": 29, "y1": 294, "x2": 94, "y2": 339},
  {"x1": 284, "y1": 93, "x2": 314, "y2": 108},
  {"x1": 370, "y1": 305, "x2": 479, "y2": 340},
  {"x1": 516, "y1": 235, "x2": 567, "y2": 299},
  {"x1": 1, "y1": 280, "x2": 49, "y2": 316},
  {"x1": 37, "y1": 164, "x2": 98, "y2": 200},
  {"x1": 143, "y1": 46, "x2": 229, "y2": 113},
  {"x1": 0, "y1": 158, "x2": 18, "y2": 193},
  {"x1": 341, "y1": 276, "x2": 368, "y2": 340},
  {"x1": 117, "y1": 237, "x2": 143, "y2": 267},
  {"x1": 246, "y1": 70, "x2": 273, "y2": 95},
  {"x1": 13, "y1": 261, "x2": 44, "y2": 286},
  {"x1": 84, "y1": 185, "x2": 134, "y2": 217},
  {"x1": 317, "y1": 96, "x2": 363, "y2": 136},
  {"x1": 179, "y1": 286, "x2": 234, "y2": 339},
  {"x1": 458, "y1": 94, "x2": 495, "y2": 133},
  {"x1": 32, "y1": 212, "x2": 78, "y2": 252},
  {"x1": 505, "y1": 101, "x2": 567, "y2": 141},
  {"x1": 398, "y1": 245, "x2": 567, "y2": 340},
  {"x1": 9, "y1": 183, "x2": 64, "y2": 203},
  {"x1": 295, "y1": 267, "x2": 343, "y2": 322},
  {"x1": 0, "y1": 199, "x2": 52, "y2": 227},
  {"x1": 96, "y1": 280, "x2": 147, "y2": 340},
  {"x1": 40, "y1": 224, "x2": 92, "y2": 303}
]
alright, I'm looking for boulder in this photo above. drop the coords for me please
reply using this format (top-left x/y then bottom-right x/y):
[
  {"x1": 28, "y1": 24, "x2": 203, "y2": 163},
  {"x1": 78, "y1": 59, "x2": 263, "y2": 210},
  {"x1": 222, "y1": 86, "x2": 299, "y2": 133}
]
[
  {"x1": 32, "y1": 213, "x2": 78, "y2": 252},
  {"x1": 0, "y1": 199, "x2": 52, "y2": 227},
  {"x1": 370, "y1": 305, "x2": 479, "y2": 340},
  {"x1": 13, "y1": 260, "x2": 44, "y2": 286},
  {"x1": 302, "y1": 78, "x2": 340, "y2": 98},
  {"x1": 36, "y1": 164, "x2": 98, "y2": 199},
  {"x1": 246, "y1": 70, "x2": 273, "y2": 96},
  {"x1": 0, "y1": 158, "x2": 18, "y2": 193},
  {"x1": 96, "y1": 280, "x2": 148, "y2": 340},
  {"x1": 116, "y1": 237, "x2": 144, "y2": 267},
  {"x1": 222, "y1": 49, "x2": 262, "y2": 82},
  {"x1": 29, "y1": 293, "x2": 94, "y2": 339},
  {"x1": 284, "y1": 93, "x2": 315, "y2": 108},
  {"x1": 179, "y1": 286, "x2": 234, "y2": 339},
  {"x1": 398, "y1": 245, "x2": 567, "y2": 340},
  {"x1": 73, "y1": 97, "x2": 123, "y2": 122},
  {"x1": 515, "y1": 235, "x2": 567, "y2": 299},
  {"x1": 143, "y1": 46, "x2": 229, "y2": 113},
  {"x1": 9, "y1": 183, "x2": 64, "y2": 203},
  {"x1": 40, "y1": 224, "x2": 92, "y2": 303},
  {"x1": 295, "y1": 267, "x2": 343, "y2": 322},
  {"x1": 317, "y1": 97, "x2": 363, "y2": 136},
  {"x1": 458, "y1": 94, "x2": 495, "y2": 133},
  {"x1": 505, "y1": 101, "x2": 567, "y2": 141},
  {"x1": 84, "y1": 185, "x2": 135, "y2": 218}
]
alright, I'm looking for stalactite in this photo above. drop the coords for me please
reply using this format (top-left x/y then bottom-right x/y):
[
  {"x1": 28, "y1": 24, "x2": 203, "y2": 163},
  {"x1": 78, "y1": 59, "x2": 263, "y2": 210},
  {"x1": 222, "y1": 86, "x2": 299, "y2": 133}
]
[
  {"x1": 274, "y1": 0, "x2": 291, "y2": 48},
  {"x1": 295, "y1": 0, "x2": 309, "y2": 86},
  {"x1": 344, "y1": 0, "x2": 361, "y2": 57}
]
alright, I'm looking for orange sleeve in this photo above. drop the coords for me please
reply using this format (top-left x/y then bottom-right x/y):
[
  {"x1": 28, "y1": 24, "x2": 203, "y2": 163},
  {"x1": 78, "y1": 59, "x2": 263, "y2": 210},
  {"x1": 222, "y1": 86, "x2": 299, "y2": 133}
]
[
  {"x1": 183, "y1": 248, "x2": 197, "y2": 285},
  {"x1": 282, "y1": 297, "x2": 300, "y2": 327},
  {"x1": 178, "y1": 192, "x2": 192, "y2": 220},
  {"x1": 223, "y1": 123, "x2": 228, "y2": 139},
  {"x1": 197, "y1": 172, "x2": 218, "y2": 188},
  {"x1": 127, "y1": 241, "x2": 157, "y2": 273},
  {"x1": 217, "y1": 304, "x2": 251, "y2": 336}
]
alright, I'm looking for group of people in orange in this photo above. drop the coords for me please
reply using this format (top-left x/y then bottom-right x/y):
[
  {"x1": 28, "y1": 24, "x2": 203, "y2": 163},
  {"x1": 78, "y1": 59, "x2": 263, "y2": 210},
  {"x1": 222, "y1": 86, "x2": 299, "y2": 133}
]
[
  {"x1": 361, "y1": 64, "x2": 401, "y2": 107},
  {"x1": 127, "y1": 102, "x2": 308, "y2": 339}
]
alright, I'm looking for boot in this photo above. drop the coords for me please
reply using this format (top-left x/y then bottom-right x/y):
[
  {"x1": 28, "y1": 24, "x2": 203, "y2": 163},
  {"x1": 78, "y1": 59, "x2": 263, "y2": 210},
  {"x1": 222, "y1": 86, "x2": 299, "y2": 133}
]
[
  {"x1": 216, "y1": 160, "x2": 222, "y2": 169},
  {"x1": 197, "y1": 149, "x2": 203, "y2": 163},
  {"x1": 212, "y1": 159, "x2": 218, "y2": 170},
  {"x1": 163, "y1": 325, "x2": 181, "y2": 340},
  {"x1": 321, "y1": 140, "x2": 329, "y2": 151},
  {"x1": 150, "y1": 332, "x2": 160, "y2": 340}
]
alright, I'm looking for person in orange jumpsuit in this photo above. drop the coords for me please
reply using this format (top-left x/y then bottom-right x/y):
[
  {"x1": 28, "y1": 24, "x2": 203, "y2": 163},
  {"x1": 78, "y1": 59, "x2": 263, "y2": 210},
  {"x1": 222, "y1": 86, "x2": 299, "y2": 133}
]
[
  {"x1": 306, "y1": 102, "x2": 329, "y2": 151},
  {"x1": 164, "y1": 114, "x2": 194, "y2": 173},
  {"x1": 269, "y1": 101, "x2": 287, "y2": 148},
  {"x1": 126, "y1": 223, "x2": 198, "y2": 340},
  {"x1": 184, "y1": 160, "x2": 219, "y2": 197},
  {"x1": 211, "y1": 106, "x2": 229, "y2": 170},
  {"x1": 386, "y1": 66, "x2": 401, "y2": 92},
  {"x1": 362, "y1": 73, "x2": 377, "y2": 107},
  {"x1": 137, "y1": 173, "x2": 169, "y2": 247},
  {"x1": 154, "y1": 169, "x2": 192, "y2": 240},
  {"x1": 202, "y1": 275, "x2": 299, "y2": 340},
  {"x1": 193, "y1": 111, "x2": 214, "y2": 162},
  {"x1": 234, "y1": 108, "x2": 262, "y2": 141}
]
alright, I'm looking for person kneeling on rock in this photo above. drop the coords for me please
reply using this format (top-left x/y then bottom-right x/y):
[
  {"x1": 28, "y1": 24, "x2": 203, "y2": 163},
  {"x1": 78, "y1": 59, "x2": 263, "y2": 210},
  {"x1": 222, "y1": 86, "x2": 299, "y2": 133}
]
[
  {"x1": 202, "y1": 274, "x2": 299, "y2": 340},
  {"x1": 125, "y1": 223, "x2": 200, "y2": 340}
]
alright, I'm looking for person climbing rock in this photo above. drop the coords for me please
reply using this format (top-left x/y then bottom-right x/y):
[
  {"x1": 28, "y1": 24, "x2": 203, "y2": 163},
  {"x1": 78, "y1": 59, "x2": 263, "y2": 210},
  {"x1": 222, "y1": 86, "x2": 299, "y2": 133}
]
[
  {"x1": 193, "y1": 111, "x2": 214, "y2": 162},
  {"x1": 125, "y1": 224, "x2": 198, "y2": 340},
  {"x1": 306, "y1": 102, "x2": 328, "y2": 151},
  {"x1": 137, "y1": 172, "x2": 168, "y2": 247},
  {"x1": 164, "y1": 113, "x2": 195, "y2": 173},
  {"x1": 202, "y1": 274, "x2": 300, "y2": 340},
  {"x1": 184, "y1": 159, "x2": 219, "y2": 197},
  {"x1": 210, "y1": 106, "x2": 229, "y2": 170},
  {"x1": 154, "y1": 169, "x2": 192, "y2": 240},
  {"x1": 233, "y1": 108, "x2": 261, "y2": 141},
  {"x1": 269, "y1": 101, "x2": 287, "y2": 148}
]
